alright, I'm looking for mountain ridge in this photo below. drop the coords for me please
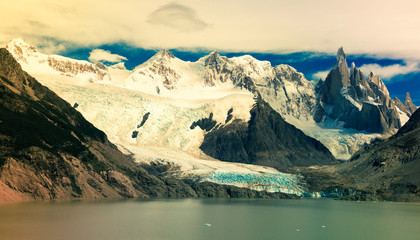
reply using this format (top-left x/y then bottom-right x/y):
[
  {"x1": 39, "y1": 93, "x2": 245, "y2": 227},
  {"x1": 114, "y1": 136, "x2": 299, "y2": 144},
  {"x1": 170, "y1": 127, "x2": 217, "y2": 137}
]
[{"x1": 4, "y1": 39, "x2": 416, "y2": 161}]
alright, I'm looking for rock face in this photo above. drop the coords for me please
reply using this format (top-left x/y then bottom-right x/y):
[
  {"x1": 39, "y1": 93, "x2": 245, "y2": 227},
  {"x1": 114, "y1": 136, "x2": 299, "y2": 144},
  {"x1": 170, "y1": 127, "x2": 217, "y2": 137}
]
[
  {"x1": 314, "y1": 47, "x2": 408, "y2": 133},
  {"x1": 404, "y1": 92, "x2": 418, "y2": 114},
  {"x1": 203, "y1": 51, "x2": 233, "y2": 86},
  {"x1": 199, "y1": 99, "x2": 336, "y2": 168},
  {"x1": 0, "y1": 48, "x2": 297, "y2": 202},
  {"x1": 336, "y1": 108, "x2": 420, "y2": 201}
]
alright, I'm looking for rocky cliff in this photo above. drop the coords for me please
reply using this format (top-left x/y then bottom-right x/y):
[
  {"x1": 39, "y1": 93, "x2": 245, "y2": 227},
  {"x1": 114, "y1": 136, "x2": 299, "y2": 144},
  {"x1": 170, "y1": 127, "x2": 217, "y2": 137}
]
[
  {"x1": 333, "y1": 108, "x2": 420, "y2": 201},
  {"x1": 198, "y1": 99, "x2": 336, "y2": 168}
]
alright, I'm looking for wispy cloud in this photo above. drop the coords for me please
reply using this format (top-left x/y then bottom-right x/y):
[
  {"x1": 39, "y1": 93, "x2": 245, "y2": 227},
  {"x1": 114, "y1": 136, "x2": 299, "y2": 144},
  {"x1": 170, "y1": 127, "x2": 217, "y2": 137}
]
[
  {"x1": 312, "y1": 70, "x2": 330, "y2": 81},
  {"x1": 34, "y1": 38, "x2": 69, "y2": 54},
  {"x1": 311, "y1": 62, "x2": 420, "y2": 82},
  {"x1": 88, "y1": 49, "x2": 127, "y2": 63},
  {"x1": 359, "y1": 62, "x2": 420, "y2": 81},
  {"x1": 147, "y1": 3, "x2": 208, "y2": 32}
]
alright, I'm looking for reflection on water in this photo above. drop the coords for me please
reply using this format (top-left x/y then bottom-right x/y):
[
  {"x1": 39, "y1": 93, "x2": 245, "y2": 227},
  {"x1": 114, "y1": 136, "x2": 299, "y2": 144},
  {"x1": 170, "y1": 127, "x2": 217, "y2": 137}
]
[{"x1": 0, "y1": 199, "x2": 419, "y2": 240}]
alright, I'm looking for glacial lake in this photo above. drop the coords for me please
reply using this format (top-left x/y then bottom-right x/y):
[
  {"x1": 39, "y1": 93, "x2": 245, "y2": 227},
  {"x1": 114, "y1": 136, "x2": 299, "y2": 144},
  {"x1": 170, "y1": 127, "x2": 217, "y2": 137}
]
[{"x1": 0, "y1": 198, "x2": 419, "y2": 240}]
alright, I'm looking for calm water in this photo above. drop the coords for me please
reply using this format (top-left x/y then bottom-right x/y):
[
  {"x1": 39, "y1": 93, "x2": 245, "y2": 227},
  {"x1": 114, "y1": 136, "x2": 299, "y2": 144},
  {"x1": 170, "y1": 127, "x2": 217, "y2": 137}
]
[{"x1": 0, "y1": 198, "x2": 419, "y2": 240}]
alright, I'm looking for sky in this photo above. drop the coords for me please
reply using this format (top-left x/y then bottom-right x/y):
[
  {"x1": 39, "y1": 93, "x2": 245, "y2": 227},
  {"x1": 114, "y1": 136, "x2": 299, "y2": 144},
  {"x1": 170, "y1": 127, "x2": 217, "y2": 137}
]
[{"x1": 0, "y1": 0, "x2": 419, "y2": 104}]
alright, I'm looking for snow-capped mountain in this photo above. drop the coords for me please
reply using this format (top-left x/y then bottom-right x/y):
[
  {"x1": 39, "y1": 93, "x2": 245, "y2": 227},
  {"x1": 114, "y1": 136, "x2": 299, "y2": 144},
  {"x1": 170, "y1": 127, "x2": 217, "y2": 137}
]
[
  {"x1": 201, "y1": 51, "x2": 316, "y2": 121},
  {"x1": 6, "y1": 38, "x2": 112, "y2": 83},
  {"x1": 126, "y1": 49, "x2": 315, "y2": 121}
]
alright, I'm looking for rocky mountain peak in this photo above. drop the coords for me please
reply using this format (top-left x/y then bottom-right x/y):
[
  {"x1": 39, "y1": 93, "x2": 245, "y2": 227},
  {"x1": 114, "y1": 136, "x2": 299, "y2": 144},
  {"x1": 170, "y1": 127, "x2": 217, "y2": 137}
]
[
  {"x1": 6, "y1": 38, "x2": 36, "y2": 51},
  {"x1": 318, "y1": 47, "x2": 350, "y2": 105},
  {"x1": 405, "y1": 92, "x2": 413, "y2": 104},
  {"x1": 208, "y1": 50, "x2": 220, "y2": 57},
  {"x1": 204, "y1": 51, "x2": 230, "y2": 70},
  {"x1": 404, "y1": 92, "x2": 417, "y2": 113},
  {"x1": 155, "y1": 49, "x2": 175, "y2": 59},
  {"x1": 142, "y1": 49, "x2": 177, "y2": 68},
  {"x1": 349, "y1": 62, "x2": 365, "y2": 87},
  {"x1": 334, "y1": 47, "x2": 347, "y2": 68},
  {"x1": 5, "y1": 38, "x2": 37, "y2": 62},
  {"x1": 204, "y1": 51, "x2": 223, "y2": 66},
  {"x1": 367, "y1": 72, "x2": 389, "y2": 96}
]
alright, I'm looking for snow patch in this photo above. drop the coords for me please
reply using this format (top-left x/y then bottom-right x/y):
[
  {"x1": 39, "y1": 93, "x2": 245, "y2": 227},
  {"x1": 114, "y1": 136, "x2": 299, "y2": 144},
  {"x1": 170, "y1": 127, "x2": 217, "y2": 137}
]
[{"x1": 396, "y1": 106, "x2": 410, "y2": 126}]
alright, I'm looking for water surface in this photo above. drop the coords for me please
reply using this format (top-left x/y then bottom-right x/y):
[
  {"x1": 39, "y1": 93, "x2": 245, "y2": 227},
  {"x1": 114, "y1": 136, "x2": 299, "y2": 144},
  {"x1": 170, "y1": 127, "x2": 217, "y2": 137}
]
[{"x1": 0, "y1": 198, "x2": 419, "y2": 240}]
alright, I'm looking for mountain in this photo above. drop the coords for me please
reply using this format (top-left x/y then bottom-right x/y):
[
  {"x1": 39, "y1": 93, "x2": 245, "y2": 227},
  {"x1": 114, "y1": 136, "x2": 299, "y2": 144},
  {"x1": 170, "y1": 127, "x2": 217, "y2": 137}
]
[
  {"x1": 332, "y1": 107, "x2": 420, "y2": 201},
  {"x1": 0, "y1": 47, "x2": 192, "y2": 201},
  {"x1": 0, "y1": 48, "x2": 299, "y2": 201},
  {"x1": 314, "y1": 47, "x2": 415, "y2": 133},
  {"x1": 403, "y1": 92, "x2": 418, "y2": 114},
  {"x1": 199, "y1": 99, "x2": 335, "y2": 168},
  {"x1": 126, "y1": 49, "x2": 315, "y2": 121},
  {"x1": 6, "y1": 38, "x2": 112, "y2": 83},
  {"x1": 91, "y1": 49, "x2": 336, "y2": 168}
]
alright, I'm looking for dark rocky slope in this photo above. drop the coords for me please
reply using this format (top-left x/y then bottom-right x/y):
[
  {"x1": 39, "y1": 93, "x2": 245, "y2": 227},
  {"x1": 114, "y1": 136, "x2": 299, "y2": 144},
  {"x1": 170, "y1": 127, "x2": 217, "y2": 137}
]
[
  {"x1": 0, "y1": 48, "x2": 297, "y2": 201},
  {"x1": 297, "y1": 108, "x2": 420, "y2": 201},
  {"x1": 199, "y1": 99, "x2": 336, "y2": 168},
  {"x1": 337, "y1": 107, "x2": 420, "y2": 201}
]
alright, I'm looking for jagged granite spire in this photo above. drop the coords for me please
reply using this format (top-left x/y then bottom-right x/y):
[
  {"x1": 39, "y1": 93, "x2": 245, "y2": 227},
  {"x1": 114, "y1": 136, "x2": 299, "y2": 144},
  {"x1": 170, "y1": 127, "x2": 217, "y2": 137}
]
[
  {"x1": 317, "y1": 47, "x2": 350, "y2": 106},
  {"x1": 314, "y1": 47, "x2": 401, "y2": 133},
  {"x1": 350, "y1": 62, "x2": 365, "y2": 87},
  {"x1": 334, "y1": 47, "x2": 346, "y2": 67},
  {"x1": 404, "y1": 92, "x2": 417, "y2": 114},
  {"x1": 367, "y1": 72, "x2": 389, "y2": 96}
]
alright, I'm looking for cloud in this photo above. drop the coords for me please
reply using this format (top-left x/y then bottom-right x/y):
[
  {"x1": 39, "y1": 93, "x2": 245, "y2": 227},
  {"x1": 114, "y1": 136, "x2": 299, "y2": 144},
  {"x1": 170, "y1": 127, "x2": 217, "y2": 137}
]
[
  {"x1": 147, "y1": 3, "x2": 208, "y2": 32},
  {"x1": 312, "y1": 70, "x2": 330, "y2": 80},
  {"x1": 34, "y1": 38, "x2": 69, "y2": 54},
  {"x1": 359, "y1": 62, "x2": 420, "y2": 81},
  {"x1": 2, "y1": 0, "x2": 420, "y2": 60},
  {"x1": 88, "y1": 49, "x2": 127, "y2": 63},
  {"x1": 311, "y1": 62, "x2": 420, "y2": 82}
]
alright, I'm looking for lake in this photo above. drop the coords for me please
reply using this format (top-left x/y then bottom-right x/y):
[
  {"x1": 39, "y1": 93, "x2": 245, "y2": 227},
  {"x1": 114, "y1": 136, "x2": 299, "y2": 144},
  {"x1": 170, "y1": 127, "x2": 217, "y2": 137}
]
[{"x1": 0, "y1": 198, "x2": 419, "y2": 240}]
